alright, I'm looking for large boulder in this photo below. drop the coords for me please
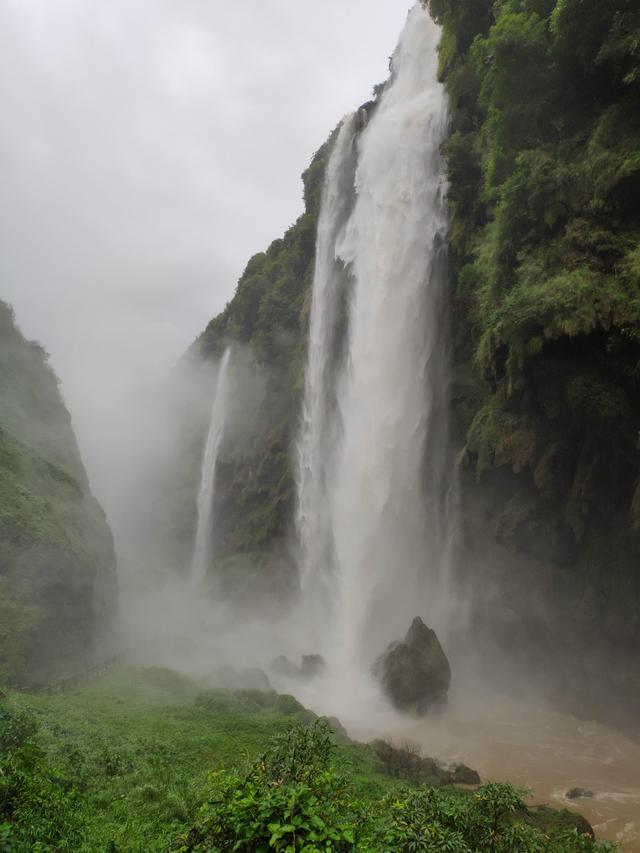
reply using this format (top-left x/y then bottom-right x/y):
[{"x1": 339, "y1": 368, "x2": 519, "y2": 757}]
[{"x1": 373, "y1": 617, "x2": 451, "y2": 714}]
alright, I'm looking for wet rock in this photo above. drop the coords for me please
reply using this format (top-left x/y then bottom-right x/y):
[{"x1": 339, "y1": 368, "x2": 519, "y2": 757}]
[
  {"x1": 452, "y1": 764, "x2": 481, "y2": 785},
  {"x1": 566, "y1": 787, "x2": 594, "y2": 800},
  {"x1": 373, "y1": 617, "x2": 451, "y2": 715},
  {"x1": 370, "y1": 738, "x2": 477, "y2": 785},
  {"x1": 529, "y1": 804, "x2": 594, "y2": 840},
  {"x1": 301, "y1": 655, "x2": 326, "y2": 679}
]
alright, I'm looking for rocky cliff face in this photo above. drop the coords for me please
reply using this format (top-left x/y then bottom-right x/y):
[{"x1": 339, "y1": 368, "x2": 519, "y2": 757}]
[
  {"x1": 0, "y1": 302, "x2": 117, "y2": 686},
  {"x1": 428, "y1": 0, "x2": 640, "y2": 729},
  {"x1": 184, "y1": 1, "x2": 640, "y2": 729},
  {"x1": 184, "y1": 133, "x2": 335, "y2": 596}
]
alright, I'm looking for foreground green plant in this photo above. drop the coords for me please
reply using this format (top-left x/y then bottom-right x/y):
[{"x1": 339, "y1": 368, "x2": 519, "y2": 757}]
[
  {"x1": 0, "y1": 697, "x2": 81, "y2": 851},
  {"x1": 176, "y1": 721, "x2": 362, "y2": 852}
]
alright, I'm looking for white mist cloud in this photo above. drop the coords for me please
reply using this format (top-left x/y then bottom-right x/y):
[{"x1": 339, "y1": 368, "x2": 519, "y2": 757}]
[{"x1": 0, "y1": 0, "x2": 411, "y2": 515}]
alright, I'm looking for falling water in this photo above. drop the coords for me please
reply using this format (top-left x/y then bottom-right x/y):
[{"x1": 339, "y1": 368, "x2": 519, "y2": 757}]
[
  {"x1": 296, "y1": 4, "x2": 452, "y2": 675},
  {"x1": 296, "y1": 114, "x2": 358, "y2": 613},
  {"x1": 190, "y1": 347, "x2": 232, "y2": 586}
]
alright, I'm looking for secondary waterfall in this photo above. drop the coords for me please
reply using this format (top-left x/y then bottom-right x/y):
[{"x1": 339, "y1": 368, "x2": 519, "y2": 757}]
[
  {"x1": 190, "y1": 347, "x2": 232, "y2": 586},
  {"x1": 296, "y1": 4, "x2": 452, "y2": 671}
]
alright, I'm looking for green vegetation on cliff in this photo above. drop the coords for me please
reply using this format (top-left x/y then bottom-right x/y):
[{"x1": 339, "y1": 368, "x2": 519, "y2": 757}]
[
  {"x1": 428, "y1": 0, "x2": 640, "y2": 518},
  {"x1": 0, "y1": 302, "x2": 117, "y2": 687},
  {"x1": 191, "y1": 135, "x2": 335, "y2": 576},
  {"x1": 426, "y1": 0, "x2": 640, "y2": 718}
]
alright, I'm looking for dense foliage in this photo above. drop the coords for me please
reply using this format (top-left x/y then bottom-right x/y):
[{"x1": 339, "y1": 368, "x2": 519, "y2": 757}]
[
  {"x1": 422, "y1": 0, "x2": 640, "y2": 721},
  {"x1": 427, "y1": 0, "x2": 640, "y2": 515},
  {"x1": 0, "y1": 694, "x2": 82, "y2": 851},
  {"x1": 0, "y1": 302, "x2": 117, "y2": 687}
]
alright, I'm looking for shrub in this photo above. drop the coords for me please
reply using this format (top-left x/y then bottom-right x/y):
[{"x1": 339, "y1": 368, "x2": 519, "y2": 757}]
[
  {"x1": 0, "y1": 698, "x2": 81, "y2": 849},
  {"x1": 175, "y1": 721, "x2": 362, "y2": 851}
]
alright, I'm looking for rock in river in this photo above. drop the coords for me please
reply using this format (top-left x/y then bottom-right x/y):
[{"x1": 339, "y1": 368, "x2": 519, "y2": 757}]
[{"x1": 373, "y1": 617, "x2": 451, "y2": 715}]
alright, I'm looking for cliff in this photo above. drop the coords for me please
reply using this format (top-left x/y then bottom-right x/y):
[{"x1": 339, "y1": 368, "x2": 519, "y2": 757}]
[
  {"x1": 186, "y1": 1, "x2": 640, "y2": 727},
  {"x1": 0, "y1": 302, "x2": 117, "y2": 686},
  {"x1": 428, "y1": 0, "x2": 640, "y2": 727},
  {"x1": 186, "y1": 133, "x2": 335, "y2": 596}
]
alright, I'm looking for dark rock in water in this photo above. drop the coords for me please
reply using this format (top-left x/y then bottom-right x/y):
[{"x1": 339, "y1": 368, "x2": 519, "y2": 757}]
[
  {"x1": 370, "y1": 738, "x2": 478, "y2": 786},
  {"x1": 452, "y1": 764, "x2": 481, "y2": 785},
  {"x1": 373, "y1": 617, "x2": 451, "y2": 714},
  {"x1": 530, "y1": 804, "x2": 594, "y2": 841},
  {"x1": 301, "y1": 654, "x2": 326, "y2": 680},
  {"x1": 566, "y1": 787, "x2": 594, "y2": 800}
]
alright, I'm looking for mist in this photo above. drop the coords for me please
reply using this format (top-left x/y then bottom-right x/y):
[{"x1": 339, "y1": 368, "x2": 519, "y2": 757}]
[{"x1": 0, "y1": 0, "x2": 409, "y2": 528}]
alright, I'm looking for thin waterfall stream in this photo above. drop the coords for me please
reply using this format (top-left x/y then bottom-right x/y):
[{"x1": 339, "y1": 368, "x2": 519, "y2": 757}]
[{"x1": 190, "y1": 347, "x2": 232, "y2": 586}]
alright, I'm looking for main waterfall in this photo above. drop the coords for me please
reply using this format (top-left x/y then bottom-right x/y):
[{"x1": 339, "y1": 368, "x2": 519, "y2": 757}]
[
  {"x1": 296, "y1": 115, "x2": 358, "y2": 610},
  {"x1": 190, "y1": 347, "x2": 232, "y2": 586},
  {"x1": 296, "y1": 4, "x2": 452, "y2": 675}
]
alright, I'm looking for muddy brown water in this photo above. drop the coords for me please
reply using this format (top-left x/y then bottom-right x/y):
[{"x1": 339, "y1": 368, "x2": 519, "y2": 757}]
[{"x1": 347, "y1": 696, "x2": 640, "y2": 850}]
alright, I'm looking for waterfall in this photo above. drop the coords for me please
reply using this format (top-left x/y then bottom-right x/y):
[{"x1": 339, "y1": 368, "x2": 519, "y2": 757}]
[
  {"x1": 190, "y1": 347, "x2": 232, "y2": 586},
  {"x1": 296, "y1": 4, "x2": 452, "y2": 672},
  {"x1": 296, "y1": 115, "x2": 358, "y2": 610}
]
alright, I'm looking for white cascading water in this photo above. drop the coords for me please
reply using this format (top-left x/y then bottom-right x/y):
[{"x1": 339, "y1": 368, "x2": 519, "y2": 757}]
[
  {"x1": 190, "y1": 347, "x2": 232, "y2": 586},
  {"x1": 295, "y1": 4, "x2": 453, "y2": 693},
  {"x1": 296, "y1": 114, "x2": 358, "y2": 618}
]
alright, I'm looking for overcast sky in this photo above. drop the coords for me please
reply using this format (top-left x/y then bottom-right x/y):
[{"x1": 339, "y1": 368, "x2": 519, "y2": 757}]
[{"x1": 0, "y1": 0, "x2": 412, "y2": 506}]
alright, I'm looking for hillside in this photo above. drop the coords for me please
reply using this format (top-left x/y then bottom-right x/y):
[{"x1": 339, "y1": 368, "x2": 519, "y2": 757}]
[{"x1": 0, "y1": 302, "x2": 117, "y2": 687}]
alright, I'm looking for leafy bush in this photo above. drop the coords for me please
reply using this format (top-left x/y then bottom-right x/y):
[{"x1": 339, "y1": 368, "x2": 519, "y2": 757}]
[
  {"x1": 0, "y1": 698, "x2": 81, "y2": 850},
  {"x1": 176, "y1": 720, "x2": 361, "y2": 851}
]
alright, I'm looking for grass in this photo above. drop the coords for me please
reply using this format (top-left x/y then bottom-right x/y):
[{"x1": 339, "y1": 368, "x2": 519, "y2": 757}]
[{"x1": 6, "y1": 667, "x2": 395, "y2": 852}]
